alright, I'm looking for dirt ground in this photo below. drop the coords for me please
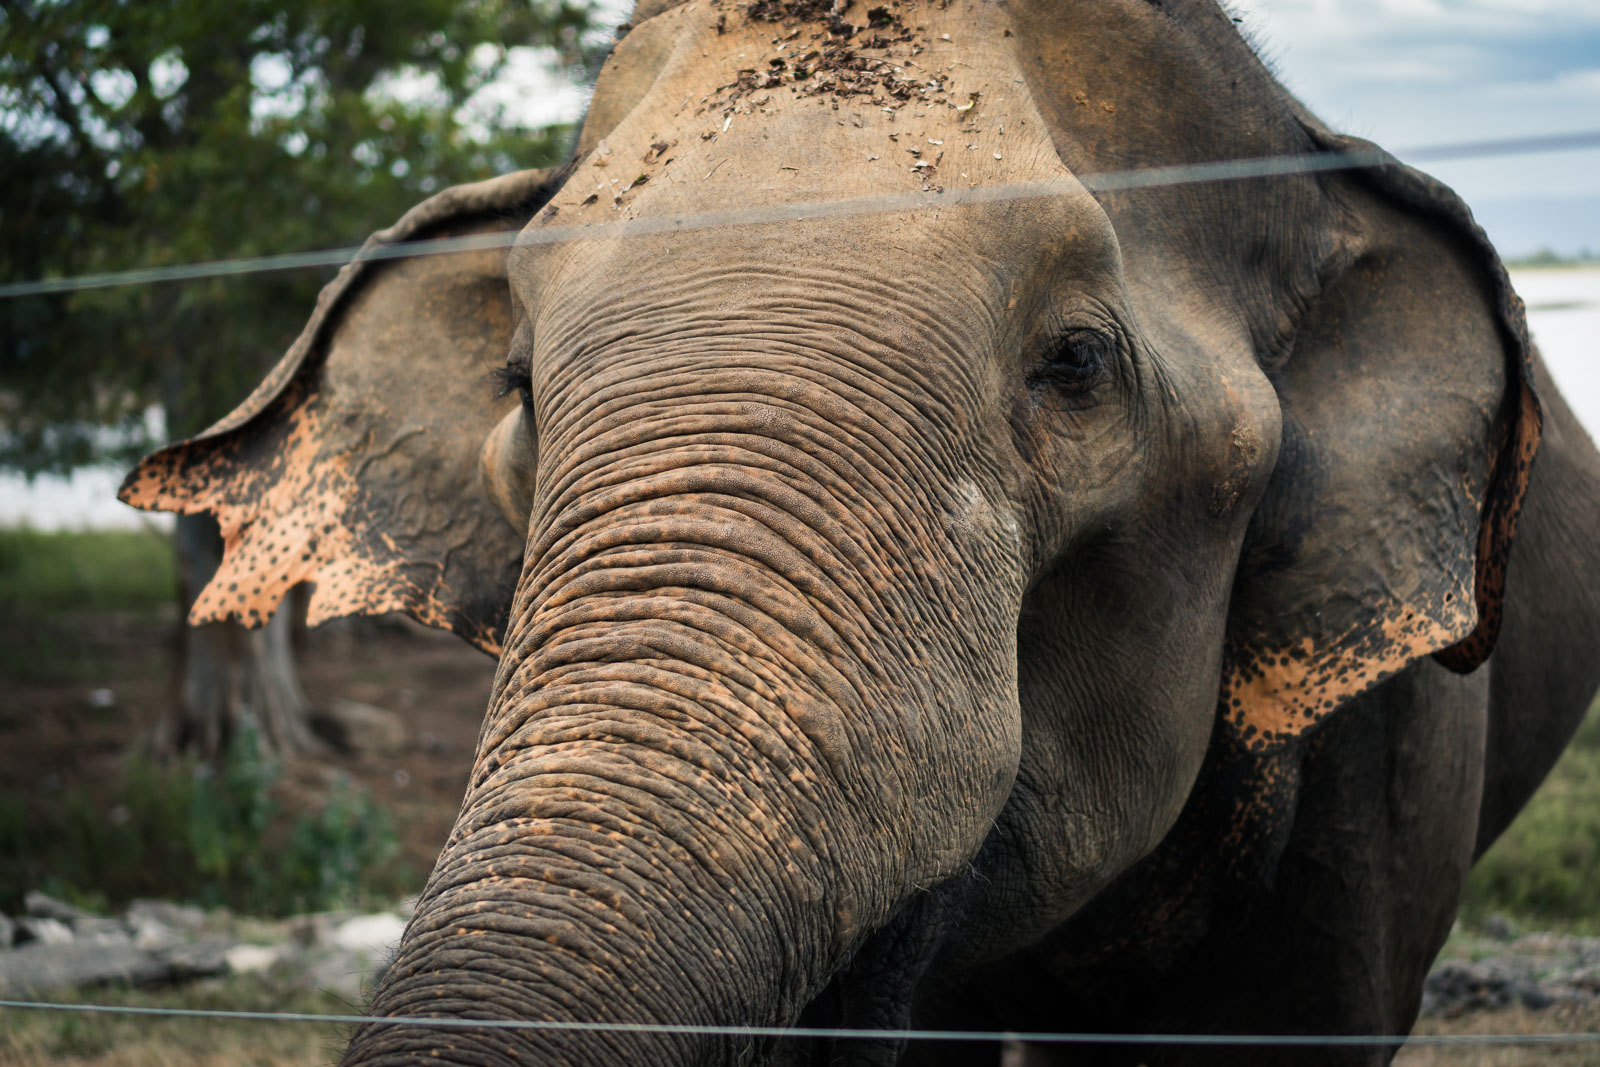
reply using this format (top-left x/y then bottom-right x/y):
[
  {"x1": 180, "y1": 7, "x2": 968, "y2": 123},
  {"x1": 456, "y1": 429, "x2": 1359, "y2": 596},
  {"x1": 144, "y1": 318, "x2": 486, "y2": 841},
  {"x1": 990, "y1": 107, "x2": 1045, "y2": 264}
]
[{"x1": 0, "y1": 609, "x2": 495, "y2": 883}]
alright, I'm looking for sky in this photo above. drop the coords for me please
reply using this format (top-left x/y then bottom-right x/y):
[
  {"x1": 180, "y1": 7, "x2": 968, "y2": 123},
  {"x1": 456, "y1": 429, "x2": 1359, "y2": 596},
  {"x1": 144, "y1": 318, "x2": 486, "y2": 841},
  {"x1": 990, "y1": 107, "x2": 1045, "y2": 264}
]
[{"x1": 1224, "y1": 0, "x2": 1600, "y2": 256}]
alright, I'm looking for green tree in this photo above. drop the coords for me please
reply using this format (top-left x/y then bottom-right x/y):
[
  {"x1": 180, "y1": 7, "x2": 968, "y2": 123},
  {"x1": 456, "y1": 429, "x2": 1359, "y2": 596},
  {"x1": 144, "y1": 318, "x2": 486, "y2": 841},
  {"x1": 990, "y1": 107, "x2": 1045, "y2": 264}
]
[{"x1": 0, "y1": 0, "x2": 595, "y2": 754}]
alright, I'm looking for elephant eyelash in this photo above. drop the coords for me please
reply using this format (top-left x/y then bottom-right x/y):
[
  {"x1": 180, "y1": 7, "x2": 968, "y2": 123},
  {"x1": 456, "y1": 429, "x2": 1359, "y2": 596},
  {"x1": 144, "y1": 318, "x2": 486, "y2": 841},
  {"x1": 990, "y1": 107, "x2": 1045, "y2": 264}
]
[{"x1": 490, "y1": 359, "x2": 533, "y2": 403}]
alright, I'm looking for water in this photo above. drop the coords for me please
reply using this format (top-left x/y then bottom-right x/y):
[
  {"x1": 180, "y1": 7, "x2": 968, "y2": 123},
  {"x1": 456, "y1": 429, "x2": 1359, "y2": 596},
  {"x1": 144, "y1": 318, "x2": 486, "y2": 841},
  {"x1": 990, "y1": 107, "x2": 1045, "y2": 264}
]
[
  {"x1": 1511, "y1": 267, "x2": 1600, "y2": 436},
  {"x1": 2, "y1": 269, "x2": 1595, "y2": 530}
]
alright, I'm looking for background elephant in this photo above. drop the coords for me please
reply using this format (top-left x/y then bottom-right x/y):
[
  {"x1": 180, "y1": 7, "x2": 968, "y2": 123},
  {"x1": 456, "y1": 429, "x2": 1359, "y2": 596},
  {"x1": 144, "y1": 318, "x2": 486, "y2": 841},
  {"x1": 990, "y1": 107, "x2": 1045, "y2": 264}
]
[{"x1": 122, "y1": 0, "x2": 1600, "y2": 1064}]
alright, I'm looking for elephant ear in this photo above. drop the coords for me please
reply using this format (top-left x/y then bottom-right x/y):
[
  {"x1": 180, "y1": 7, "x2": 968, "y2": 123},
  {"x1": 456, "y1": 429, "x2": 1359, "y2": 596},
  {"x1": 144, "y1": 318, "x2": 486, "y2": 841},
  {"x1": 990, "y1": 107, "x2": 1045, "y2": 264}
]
[
  {"x1": 119, "y1": 168, "x2": 560, "y2": 655},
  {"x1": 1220, "y1": 130, "x2": 1542, "y2": 751}
]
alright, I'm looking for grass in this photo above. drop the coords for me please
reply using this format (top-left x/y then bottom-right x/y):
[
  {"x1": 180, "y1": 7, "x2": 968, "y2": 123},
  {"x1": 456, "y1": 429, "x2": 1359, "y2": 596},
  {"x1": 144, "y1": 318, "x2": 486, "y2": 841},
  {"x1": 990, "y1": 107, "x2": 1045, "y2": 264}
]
[
  {"x1": 0, "y1": 526, "x2": 178, "y2": 683},
  {"x1": 1461, "y1": 695, "x2": 1600, "y2": 933},
  {"x1": 0, "y1": 526, "x2": 175, "y2": 617},
  {"x1": 0, "y1": 978, "x2": 353, "y2": 1067}
]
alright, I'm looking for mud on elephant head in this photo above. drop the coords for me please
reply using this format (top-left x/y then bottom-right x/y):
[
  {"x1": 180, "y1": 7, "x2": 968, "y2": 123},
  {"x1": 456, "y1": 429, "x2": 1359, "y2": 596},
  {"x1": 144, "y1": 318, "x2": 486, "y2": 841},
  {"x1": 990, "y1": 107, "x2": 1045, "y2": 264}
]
[{"x1": 123, "y1": 0, "x2": 1540, "y2": 1062}]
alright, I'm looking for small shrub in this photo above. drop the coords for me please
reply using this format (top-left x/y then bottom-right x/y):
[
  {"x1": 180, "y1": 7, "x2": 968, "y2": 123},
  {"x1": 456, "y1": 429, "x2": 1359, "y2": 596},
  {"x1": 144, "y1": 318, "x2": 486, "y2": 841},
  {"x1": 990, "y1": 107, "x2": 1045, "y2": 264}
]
[
  {"x1": 278, "y1": 780, "x2": 403, "y2": 914},
  {"x1": 0, "y1": 720, "x2": 411, "y2": 916}
]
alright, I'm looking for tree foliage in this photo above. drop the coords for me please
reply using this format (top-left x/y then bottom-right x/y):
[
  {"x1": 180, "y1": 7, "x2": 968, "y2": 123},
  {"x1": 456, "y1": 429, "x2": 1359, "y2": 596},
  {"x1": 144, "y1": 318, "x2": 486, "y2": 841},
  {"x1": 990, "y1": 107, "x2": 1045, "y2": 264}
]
[{"x1": 0, "y1": 0, "x2": 595, "y2": 471}]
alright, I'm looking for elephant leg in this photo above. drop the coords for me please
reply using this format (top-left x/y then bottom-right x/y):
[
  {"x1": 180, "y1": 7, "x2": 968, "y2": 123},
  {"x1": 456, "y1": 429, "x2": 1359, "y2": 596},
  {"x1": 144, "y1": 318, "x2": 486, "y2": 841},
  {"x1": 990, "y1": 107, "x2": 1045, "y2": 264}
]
[
  {"x1": 1195, "y1": 660, "x2": 1486, "y2": 1066},
  {"x1": 1211, "y1": 661, "x2": 1488, "y2": 1062}
]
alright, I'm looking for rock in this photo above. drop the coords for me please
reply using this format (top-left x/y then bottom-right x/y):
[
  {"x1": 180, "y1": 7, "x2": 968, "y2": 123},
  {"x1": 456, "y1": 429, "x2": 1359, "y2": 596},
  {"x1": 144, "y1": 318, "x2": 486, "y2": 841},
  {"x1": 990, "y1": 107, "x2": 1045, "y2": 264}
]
[
  {"x1": 330, "y1": 913, "x2": 406, "y2": 957},
  {"x1": 125, "y1": 899, "x2": 207, "y2": 948},
  {"x1": 309, "y1": 699, "x2": 408, "y2": 759},
  {"x1": 23, "y1": 890, "x2": 93, "y2": 923},
  {"x1": 275, "y1": 913, "x2": 409, "y2": 999},
  {"x1": 1422, "y1": 961, "x2": 1510, "y2": 1016},
  {"x1": 300, "y1": 948, "x2": 369, "y2": 999},
  {"x1": 0, "y1": 941, "x2": 169, "y2": 994},
  {"x1": 19, "y1": 917, "x2": 74, "y2": 946},
  {"x1": 129, "y1": 917, "x2": 177, "y2": 950},
  {"x1": 1419, "y1": 951, "x2": 1600, "y2": 1017},
  {"x1": 1513, "y1": 979, "x2": 1555, "y2": 1010},
  {"x1": 71, "y1": 918, "x2": 134, "y2": 946},
  {"x1": 1569, "y1": 966, "x2": 1600, "y2": 993},
  {"x1": 1483, "y1": 912, "x2": 1519, "y2": 941},
  {"x1": 163, "y1": 938, "x2": 232, "y2": 980},
  {"x1": 289, "y1": 911, "x2": 353, "y2": 948},
  {"x1": 125, "y1": 899, "x2": 207, "y2": 934},
  {"x1": 225, "y1": 943, "x2": 288, "y2": 976},
  {"x1": 0, "y1": 898, "x2": 420, "y2": 999}
]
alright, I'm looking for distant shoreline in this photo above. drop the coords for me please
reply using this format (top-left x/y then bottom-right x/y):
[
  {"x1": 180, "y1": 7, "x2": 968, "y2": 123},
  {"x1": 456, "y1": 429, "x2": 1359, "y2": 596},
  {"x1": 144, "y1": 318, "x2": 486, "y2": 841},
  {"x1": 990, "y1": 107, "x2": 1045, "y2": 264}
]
[{"x1": 1504, "y1": 256, "x2": 1600, "y2": 271}]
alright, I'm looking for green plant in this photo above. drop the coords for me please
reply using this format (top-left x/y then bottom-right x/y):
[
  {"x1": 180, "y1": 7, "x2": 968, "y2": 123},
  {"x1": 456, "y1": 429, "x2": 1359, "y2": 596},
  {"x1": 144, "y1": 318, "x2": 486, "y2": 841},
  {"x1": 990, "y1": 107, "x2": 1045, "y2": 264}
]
[
  {"x1": 280, "y1": 780, "x2": 403, "y2": 914},
  {"x1": 0, "y1": 719, "x2": 410, "y2": 915},
  {"x1": 185, "y1": 723, "x2": 280, "y2": 907}
]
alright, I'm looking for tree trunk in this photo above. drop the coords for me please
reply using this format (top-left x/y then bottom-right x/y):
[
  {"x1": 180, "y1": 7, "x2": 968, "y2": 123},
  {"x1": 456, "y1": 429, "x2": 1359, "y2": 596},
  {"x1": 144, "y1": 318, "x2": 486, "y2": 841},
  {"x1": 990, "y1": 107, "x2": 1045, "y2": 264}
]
[{"x1": 158, "y1": 511, "x2": 315, "y2": 758}]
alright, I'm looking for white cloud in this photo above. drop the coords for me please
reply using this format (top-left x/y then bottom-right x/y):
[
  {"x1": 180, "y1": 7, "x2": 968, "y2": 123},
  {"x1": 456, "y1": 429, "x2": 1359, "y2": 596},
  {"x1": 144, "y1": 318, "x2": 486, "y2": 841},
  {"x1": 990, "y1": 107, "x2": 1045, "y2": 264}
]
[
  {"x1": 1556, "y1": 68, "x2": 1600, "y2": 95},
  {"x1": 1231, "y1": 0, "x2": 1600, "y2": 200}
]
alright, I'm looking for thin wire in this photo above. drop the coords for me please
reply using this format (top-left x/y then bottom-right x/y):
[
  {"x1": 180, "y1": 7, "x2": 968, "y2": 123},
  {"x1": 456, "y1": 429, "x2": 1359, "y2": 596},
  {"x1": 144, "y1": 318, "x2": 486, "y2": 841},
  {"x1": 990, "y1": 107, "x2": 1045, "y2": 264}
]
[
  {"x1": 3, "y1": 127, "x2": 1598, "y2": 300},
  {"x1": 1, "y1": 999, "x2": 1598, "y2": 1046}
]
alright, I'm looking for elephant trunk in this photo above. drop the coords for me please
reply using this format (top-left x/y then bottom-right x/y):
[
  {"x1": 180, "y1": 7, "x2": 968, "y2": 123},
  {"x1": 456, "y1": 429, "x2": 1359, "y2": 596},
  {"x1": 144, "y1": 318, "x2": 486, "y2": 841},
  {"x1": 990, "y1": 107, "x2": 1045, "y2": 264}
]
[
  {"x1": 344, "y1": 698, "x2": 835, "y2": 1065},
  {"x1": 343, "y1": 629, "x2": 861, "y2": 1061},
  {"x1": 342, "y1": 434, "x2": 1015, "y2": 1065}
]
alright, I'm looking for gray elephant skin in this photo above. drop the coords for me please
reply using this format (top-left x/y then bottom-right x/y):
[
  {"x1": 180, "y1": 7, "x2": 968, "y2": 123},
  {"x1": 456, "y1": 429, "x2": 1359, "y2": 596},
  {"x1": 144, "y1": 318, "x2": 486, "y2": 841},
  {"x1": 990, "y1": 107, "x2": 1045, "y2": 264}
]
[{"x1": 120, "y1": 1, "x2": 1600, "y2": 1064}]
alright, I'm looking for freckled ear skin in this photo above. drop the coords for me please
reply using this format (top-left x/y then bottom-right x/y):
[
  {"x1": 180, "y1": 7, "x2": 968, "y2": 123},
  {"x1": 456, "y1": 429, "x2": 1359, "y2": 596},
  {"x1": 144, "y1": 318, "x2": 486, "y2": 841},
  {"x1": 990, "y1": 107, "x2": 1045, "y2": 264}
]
[
  {"x1": 118, "y1": 168, "x2": 559, "y2": 655},
  {"x1": 1221, "y1": 130, "x2": 1542, "y2": 751}
]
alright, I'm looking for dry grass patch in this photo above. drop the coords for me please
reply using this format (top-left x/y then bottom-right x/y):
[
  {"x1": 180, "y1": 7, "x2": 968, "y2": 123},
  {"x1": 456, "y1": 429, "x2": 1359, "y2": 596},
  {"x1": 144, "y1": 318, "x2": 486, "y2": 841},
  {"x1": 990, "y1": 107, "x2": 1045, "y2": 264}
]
[
  {"x1": 0, "y1": 980, "x2": 354, "y2": 1067},
  {"x1": 1397, "y1": 1002, "x2": 1600, "y2": 1067}
]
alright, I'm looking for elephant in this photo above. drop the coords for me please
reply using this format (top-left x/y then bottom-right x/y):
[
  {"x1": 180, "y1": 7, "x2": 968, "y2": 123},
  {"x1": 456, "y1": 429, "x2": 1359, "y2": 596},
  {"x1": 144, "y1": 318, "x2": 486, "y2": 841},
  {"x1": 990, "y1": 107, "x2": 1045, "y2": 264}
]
[{"x1": 120, "y1": 0, "x2": 1600, "y2": 1063}]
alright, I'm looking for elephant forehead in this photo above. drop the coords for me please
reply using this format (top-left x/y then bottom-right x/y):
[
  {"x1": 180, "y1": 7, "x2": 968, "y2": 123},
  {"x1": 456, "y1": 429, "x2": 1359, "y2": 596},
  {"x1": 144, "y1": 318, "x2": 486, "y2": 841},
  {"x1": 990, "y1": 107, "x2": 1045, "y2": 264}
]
[{"x1": 540, "y1": 0, "x2": 1071, "y2": 213}]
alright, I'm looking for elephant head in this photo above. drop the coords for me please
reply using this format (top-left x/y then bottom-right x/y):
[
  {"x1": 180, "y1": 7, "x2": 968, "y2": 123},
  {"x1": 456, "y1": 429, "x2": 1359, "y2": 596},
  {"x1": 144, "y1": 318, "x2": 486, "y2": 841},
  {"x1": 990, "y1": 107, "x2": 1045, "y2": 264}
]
[{"x1": 122, "y1": 1, "x2": 1539, "y2": 1063}]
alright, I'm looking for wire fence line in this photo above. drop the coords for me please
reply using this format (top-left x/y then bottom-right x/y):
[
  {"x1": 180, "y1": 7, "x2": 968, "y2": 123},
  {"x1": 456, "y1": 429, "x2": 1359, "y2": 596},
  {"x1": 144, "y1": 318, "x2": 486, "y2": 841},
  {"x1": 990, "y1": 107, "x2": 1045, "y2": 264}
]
[
  {"x1": 2, "y1": 998, "x2": 1599, "y2": 1048},
  {"x1": 3, "y1": 127, "x2": 1598, "y2": 301}
]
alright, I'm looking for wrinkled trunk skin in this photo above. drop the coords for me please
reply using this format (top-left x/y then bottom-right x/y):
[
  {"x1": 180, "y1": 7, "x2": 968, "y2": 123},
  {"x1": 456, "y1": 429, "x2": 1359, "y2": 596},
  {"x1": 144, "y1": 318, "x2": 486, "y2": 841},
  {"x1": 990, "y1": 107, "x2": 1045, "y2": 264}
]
[
  {"x1": 160, "y1": 512, "x2": 313, "y2": 758},
  {"x1": 343, "y1": 286, "x2": 1027, "y2": 1064}
]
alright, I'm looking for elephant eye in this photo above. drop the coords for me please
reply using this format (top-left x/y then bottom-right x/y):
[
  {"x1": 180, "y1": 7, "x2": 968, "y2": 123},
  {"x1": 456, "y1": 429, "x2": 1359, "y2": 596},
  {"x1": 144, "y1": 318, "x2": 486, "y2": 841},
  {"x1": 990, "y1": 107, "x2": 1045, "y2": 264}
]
[{"x1": 1029, "y1": 327, "x2": 1116, "y2": 393}]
